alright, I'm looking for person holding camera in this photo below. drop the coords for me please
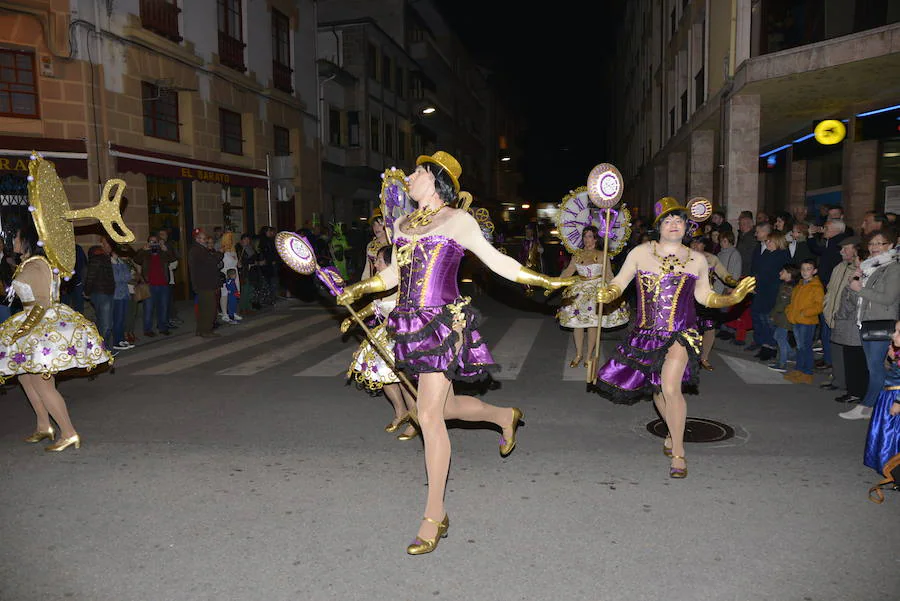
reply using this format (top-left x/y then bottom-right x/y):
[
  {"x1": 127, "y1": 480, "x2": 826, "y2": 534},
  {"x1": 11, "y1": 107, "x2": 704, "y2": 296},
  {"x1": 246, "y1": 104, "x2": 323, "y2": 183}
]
[{"x1": 135, "y1": 233, "x2": 176, "y2": 338}]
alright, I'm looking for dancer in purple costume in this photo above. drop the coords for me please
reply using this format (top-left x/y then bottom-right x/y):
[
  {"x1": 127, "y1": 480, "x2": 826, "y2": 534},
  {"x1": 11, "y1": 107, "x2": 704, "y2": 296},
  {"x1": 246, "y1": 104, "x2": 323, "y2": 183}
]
[
  {"x1": 337, "y1": 151, "x2": 574, "y2": 555},
  {"x1": 592, "y1": 197, "x2": 756, "y2": 478}
]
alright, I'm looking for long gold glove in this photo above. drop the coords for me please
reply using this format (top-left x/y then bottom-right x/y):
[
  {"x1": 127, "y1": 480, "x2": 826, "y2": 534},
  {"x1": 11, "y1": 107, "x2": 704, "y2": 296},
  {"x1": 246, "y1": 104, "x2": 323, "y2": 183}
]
[
  {"x1": 596, "y1": 283, "x2": 623, "y2": 304},
  {"x1": 340, "y1": 301, "x2": 376, "y2": 333},
  {"x1": 335, "y1": 274, "x2": 386, "y2": 305},
  {"x1": 515, "y1": 266, "x2": 576, "y2": 291},
  {"x1": 705, "y1": 276, "x2": 756, "y2": 308},
  {"x1": 12, "y1": 304, "x2": 46, "y2": 341},
  {"x1": 723, "y1": 274, "x2": 740, "y2": 288}
]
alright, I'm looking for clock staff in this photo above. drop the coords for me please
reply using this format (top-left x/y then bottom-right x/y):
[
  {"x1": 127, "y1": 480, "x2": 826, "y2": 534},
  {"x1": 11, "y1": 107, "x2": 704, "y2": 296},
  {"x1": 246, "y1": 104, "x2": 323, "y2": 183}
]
[{"x1": 591, "y1": 196, "x2": 756, "y2": 478}]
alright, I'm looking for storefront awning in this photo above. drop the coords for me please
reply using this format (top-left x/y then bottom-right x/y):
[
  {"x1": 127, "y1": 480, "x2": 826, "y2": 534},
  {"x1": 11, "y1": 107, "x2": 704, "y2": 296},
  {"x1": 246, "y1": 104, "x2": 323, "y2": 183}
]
[
  {"x1": 110, "y1": 144, "x2": 270, "y2": 189},
  {"x1": 0, "y1": 136, "x2": 88, "y2": 179}
]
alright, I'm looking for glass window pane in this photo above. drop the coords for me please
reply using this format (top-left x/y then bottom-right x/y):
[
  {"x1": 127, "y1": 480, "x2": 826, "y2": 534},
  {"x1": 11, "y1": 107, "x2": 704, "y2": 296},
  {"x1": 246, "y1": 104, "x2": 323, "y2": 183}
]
[
  {"x1": 11, "y1": 93, "x2": 35, "y2": 115},
  {"x1": 18, "y1": 69, "x2": 33, "y2": 84},
  {"x1": 144, "y1": 116, "x2": 154, "y2": 136},
  {"x1": 15, "y1": 54, "x2": 30, "y2": 69},
  {"x1": 1, "y1": 68, "x2": 15, "y2": 83},
  {"x1": 0, "y1": 53, "x2": 13, "y2": 68},
  {"x1": 0, "y1": 95, "x2": 9, "y2": 113}
]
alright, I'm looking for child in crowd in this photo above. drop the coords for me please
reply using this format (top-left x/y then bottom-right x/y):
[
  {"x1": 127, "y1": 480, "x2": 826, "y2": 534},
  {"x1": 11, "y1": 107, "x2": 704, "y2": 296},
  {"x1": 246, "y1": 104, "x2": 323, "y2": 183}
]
[
  {"x1": 224, "y1": 268, "x2": 240, "y2": 324},
  {"x1": 864, "y1": 320, "x2": 900, "y2": 475},
  {"x1": 784, "y1": 258, "x2": 824, "y2": 384},
  {"x1": 768, "y1": 263, "x2": 800, "y2": 373}
]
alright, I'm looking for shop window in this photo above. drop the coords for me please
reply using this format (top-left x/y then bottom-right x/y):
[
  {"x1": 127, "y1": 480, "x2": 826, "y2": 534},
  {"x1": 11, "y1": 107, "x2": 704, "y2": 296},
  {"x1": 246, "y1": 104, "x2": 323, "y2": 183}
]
[
  {"x1": 220, "y1": 108, "x2": 243, "y2": 155},
  {"x1": 329, "y1": 108, "x2": 342, "y2": 146},
  {"x1": 140, "y1": 0, "x2": 182, "y2": 43},
  {"x1": 218, "y1": 0, "x2": 246, "y2": 72},
  {"x1": 142, "y1": 81, "x2": 179, "y2": 142},
  {"x1": 370, "y1": 116, "x2": 380, "y2": 152},
  {"x1": 0, "y1": 50, "x2": 38, "y2": 119},
  {"x1": 271, "y1": 9, "x2": 292, "y2": 93},
  {"x1": 348, "y1": 111, "x2": 360, "y2": 147},
  {"x1": 274, "y1": 125, "x2": 290, "y2": 156}
]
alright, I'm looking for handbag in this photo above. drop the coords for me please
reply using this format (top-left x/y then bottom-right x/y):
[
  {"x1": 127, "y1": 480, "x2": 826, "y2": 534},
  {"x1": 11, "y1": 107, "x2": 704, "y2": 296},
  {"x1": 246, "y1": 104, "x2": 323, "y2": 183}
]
[
  {"x1": 133, "y1": 282, "x2": 151, "y2": 302},
  {"x1": 860, "y1": 320, "x2": 896, "y2": 342},
  {"x1": 868, "y1": 452, "x2": 900, "y2": 504}
]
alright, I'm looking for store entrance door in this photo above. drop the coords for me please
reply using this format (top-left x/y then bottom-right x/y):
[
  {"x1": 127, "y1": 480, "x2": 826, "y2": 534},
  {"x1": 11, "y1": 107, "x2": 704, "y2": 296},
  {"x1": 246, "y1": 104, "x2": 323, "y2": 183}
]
[{"x1": 147, "y1": 176, "x2": 191, "y2": 300}]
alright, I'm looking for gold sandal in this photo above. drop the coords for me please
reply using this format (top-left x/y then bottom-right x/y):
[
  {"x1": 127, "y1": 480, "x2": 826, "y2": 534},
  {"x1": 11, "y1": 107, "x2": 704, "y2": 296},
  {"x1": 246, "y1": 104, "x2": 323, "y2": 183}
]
[{"x1": 406, "y1": 514, "x2": 449, "y2": 555}]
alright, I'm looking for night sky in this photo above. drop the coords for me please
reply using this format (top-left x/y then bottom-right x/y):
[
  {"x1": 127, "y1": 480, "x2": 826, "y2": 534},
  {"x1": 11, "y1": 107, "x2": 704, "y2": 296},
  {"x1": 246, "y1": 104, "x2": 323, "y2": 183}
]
[{"x1": 436, "y1": 1, "x2": 625, "y2": 204}]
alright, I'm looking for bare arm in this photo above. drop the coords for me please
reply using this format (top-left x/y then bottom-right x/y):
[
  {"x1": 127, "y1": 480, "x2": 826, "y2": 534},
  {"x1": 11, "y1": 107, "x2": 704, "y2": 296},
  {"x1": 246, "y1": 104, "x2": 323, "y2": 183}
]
[
  {"x1": 560, "y1": 257, "x2": 577, "y2": 278},
  {"x1": 692, "y1": 253, "x2": 714, "y2": 304},
  {"x1": 454, "y1": 212, "x2": 527, "y2": 281}
]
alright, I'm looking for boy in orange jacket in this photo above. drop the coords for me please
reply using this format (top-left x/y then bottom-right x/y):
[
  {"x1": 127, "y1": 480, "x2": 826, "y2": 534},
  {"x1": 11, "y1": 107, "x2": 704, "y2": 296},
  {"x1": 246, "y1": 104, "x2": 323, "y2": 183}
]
[{"x1": 784, "y1": 258, "x2": 825, "y2": 384}]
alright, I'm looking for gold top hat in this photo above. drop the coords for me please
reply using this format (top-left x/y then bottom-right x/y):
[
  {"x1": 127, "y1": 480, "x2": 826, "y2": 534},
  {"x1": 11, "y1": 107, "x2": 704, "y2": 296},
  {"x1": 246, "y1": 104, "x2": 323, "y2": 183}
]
[
  {"x1": 370, "y1": 206, "x2": 383, "y2": 222},
  {"x1": 416, "y1": 151, "x2": 461, "y2": 193},
  {"x1": 653, "y1": 196, "x2": 688, "y2": 226}
]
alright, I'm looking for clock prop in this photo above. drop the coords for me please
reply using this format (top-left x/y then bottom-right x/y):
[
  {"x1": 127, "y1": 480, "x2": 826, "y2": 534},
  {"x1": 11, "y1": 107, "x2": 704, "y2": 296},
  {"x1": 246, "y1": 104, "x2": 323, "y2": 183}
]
[
  {"x1": 275, "y1": 231, "x2": 417, "y2": 397},
  {"x1": 585, "y1": 162, "x2": 624, "y2": 384}
]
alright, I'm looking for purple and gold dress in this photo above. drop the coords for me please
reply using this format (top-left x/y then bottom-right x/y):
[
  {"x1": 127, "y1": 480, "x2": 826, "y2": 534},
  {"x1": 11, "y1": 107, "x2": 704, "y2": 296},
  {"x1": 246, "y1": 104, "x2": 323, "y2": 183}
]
[
  {"x1": 385, "y1": 235, "x2": 498, "y2": 381},
  {"x1": 593, "y1": 270, "x2": 702, "y2": 404}
]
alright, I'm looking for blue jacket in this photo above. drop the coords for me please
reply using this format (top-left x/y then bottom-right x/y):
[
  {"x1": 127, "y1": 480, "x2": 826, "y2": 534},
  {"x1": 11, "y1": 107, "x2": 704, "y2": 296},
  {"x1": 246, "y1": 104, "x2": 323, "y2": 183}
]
[{"x1": 751, "y1": 248, "x2": 791, "y2": 313}]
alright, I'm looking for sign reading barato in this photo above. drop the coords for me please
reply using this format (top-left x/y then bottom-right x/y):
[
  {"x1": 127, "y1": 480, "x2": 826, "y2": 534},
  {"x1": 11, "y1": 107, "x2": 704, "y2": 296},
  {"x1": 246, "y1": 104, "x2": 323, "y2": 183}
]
[{"x1": 180, "y1": 167, "x2": 230, "y2": 184}]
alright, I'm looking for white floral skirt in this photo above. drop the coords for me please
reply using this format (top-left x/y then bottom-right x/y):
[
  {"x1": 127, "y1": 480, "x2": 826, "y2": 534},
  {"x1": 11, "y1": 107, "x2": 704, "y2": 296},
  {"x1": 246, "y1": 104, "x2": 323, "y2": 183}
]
[
  {"x1": 0, "y1": 303, "x2": 112, "y2": 382},
  {"x1": 347, "y1": 322, "x2": 400, "y2": 390},
  {"x1": 558, "y1": 278, "x2": 630, "y2": 329}
]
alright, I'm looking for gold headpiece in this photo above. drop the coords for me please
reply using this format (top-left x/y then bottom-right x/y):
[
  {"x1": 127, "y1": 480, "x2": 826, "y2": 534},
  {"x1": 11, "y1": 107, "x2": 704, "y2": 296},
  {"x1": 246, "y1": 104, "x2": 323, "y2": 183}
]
[
  {"x1": 652, "y1": 196, "x2": 688, "y2": 226},
  {"x1": 28, "y1": 153, "x2": 135, "y2": 276}
]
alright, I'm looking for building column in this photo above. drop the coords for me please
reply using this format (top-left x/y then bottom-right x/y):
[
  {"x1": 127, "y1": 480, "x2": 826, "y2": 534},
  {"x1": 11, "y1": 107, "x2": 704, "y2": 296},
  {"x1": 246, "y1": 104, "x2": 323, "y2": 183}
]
[
  {"x1": 688, "y1": 130, "x2": 715, "y2": 200},
  {"x1": 843, "y1": 137, "x2": 879, "y2": 231},
  {"x1": 788, "y1": 152, "x2": 807, "y2": 220},
  {"x1": 723, "y1": 94, "x2": 761, "y2": 223},
  {"x1": 667, "y1": 151, "x2": 686, "y2": 200}
]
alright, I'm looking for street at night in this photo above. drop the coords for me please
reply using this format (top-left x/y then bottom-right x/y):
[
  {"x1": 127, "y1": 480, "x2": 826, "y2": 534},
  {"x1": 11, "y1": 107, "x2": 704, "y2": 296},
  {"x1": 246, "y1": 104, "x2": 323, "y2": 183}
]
[{"x1": 1, "y1": 292, "x2": 897, "y2": 601}]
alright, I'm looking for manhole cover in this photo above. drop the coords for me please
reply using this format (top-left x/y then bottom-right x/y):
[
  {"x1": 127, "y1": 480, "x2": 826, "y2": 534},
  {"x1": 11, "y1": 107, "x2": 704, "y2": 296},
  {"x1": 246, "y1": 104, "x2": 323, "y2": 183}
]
[{"x1": 646, "y1": 417, "x2": 735, "y2": 443}]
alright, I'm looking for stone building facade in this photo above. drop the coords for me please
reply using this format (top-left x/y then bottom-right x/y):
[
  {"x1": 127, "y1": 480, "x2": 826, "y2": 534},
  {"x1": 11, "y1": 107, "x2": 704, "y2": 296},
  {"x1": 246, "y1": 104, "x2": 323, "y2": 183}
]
[{"x1": 0, "y1": 0, "x2": 319, "y2": 298}]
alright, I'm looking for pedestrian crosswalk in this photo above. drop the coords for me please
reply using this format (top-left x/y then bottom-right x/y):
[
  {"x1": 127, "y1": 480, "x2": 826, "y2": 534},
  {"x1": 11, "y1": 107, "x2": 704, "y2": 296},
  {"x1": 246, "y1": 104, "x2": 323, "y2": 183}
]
[{"x1": 109, "y1": 309, "x2": 792, "y2": 386}]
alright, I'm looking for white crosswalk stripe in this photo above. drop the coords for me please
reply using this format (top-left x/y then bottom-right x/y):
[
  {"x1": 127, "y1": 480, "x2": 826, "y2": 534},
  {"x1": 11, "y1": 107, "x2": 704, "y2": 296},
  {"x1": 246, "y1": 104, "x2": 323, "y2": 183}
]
[
  {"x1": 113, "y1": 309, "x2": 790, "y2": 386},
  {"x1": 132, "y1": 313, "x2": 332, "y2": 375}
]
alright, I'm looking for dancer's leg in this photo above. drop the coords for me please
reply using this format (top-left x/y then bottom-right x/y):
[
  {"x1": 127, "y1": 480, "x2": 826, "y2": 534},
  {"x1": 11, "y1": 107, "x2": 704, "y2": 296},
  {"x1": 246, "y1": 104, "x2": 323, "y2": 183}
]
[
  {"x1": 398, "y1": 384, "x2": 418, "y2": 437},
  {"x1": 382, "y1": 383, "x2": 408, "y2": 424},
  {"x1": 444, "y1": 393, "x2": 517, "y2": 441},
  {"x1": 571, "y1": 328, "x2": 585, "y2": 363},
  {"x1": 586, "y1": 327, "x2": 598, "y2": 363},
  {"x1": 29, "y1": 376, "x2": 76, "y2": 439},
  {"x1": 701, "y1": 329, "x2": 715, "y2": 362},
  {"x1": 659, "y1": 344, "x2": 689, "y2": 470},
  {"x1": 20, "y1": 374, "x2": 51, "y2": 432},
  {"x1": 415, "y1": 372, "x2": 453, "y2": 542}
]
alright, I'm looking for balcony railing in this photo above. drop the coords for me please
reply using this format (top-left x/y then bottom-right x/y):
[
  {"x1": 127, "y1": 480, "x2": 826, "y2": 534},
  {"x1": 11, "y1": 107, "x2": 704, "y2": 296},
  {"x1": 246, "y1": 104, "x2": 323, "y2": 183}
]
[
  {"x1": 218, "y1": 32, "x2": 246, "y2": 72},
  {"x1": 273, "y1": 61, "x2": 293, "y2": 94},
  {"x1": 140, "y1": 0, "x2": 181, "y2": 43}
]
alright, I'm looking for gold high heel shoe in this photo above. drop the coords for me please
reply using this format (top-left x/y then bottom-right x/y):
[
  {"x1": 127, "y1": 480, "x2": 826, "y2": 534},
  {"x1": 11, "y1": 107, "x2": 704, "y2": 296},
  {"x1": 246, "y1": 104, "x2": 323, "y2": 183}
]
[
  {"x1": 45, "y1": 434, "x2": 80, "y2": 452},
  {"x1": 669, "y1": 455, "x2": 687, "y2": 479},
  {"x1": 499, "y1": 407, "x2": 524, "y2": 457},
  {"x1": 384, "y1": 414, "x2": 409, "y2": 433},
  {"x1": 397, "y1": 426, "x2": 419, "y2": 441},
  {"x1": 24, "y1": 427, "x2": 55, "y2": 443},
  {"x1": 569, "y1": 355, "x2": 583, "y2": 368},
  {"x1": 663, "y1": 435, "x2": 673, "y2": 458},
  {"x1": 406, "y1": 514, "x2": 449, "y2": 555}
]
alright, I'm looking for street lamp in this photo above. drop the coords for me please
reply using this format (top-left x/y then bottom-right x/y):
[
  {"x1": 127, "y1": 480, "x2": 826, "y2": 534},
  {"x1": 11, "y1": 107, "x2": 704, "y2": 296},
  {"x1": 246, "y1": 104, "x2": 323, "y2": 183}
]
[
  {"x1": 421, "y1": 106, "x2": 436, "y2": 115},
  {"x1": 521, "y1": 203, "x2": 530, "y2": 209}
]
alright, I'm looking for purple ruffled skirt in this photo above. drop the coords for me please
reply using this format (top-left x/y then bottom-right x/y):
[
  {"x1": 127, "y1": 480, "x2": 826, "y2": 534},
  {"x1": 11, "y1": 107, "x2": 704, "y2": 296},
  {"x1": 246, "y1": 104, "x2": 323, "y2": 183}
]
[
  {"x1": 386, "y1": 299, "x2": 498, "y2": 382},
  {"x1": 592, "y1": 326, "x2": 701, "y2": 404}
]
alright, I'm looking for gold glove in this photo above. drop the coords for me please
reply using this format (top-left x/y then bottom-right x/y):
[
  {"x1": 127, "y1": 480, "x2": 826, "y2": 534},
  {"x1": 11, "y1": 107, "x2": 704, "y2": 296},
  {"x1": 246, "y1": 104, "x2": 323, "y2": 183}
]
[
  {"x1": 723, "y1": 275, "x2": 740, "y2": 288},
  {"x1": 12, "y1": 304, "x2": 46, "y2": 341},
  {"x1": 340, "y1": 301, "x2": 376, "y2": 333},
  {"x1": 706, "y1": 276, "x2": 756, "y2": 308},
  {"x1": 515, "y1": 266, "x2": 576, "y2": 291},
  {"x1": 335, "y1": 274, "x2": 386, "y2": 305},
  {"x1": 596, "y1": 283, "x2": 623, "y2": 305}
]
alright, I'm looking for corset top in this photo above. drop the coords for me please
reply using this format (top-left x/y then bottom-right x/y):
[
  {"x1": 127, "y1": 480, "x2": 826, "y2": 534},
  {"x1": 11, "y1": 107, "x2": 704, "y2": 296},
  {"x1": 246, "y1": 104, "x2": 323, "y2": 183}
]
[
  {"x1": 576, "y1": 263, "x2": 603, "y2": 278},
  {"x1": 395, "y1": 235, "x2": 464, "y2": 307},
  {"x1": 634, "y1": 270, "x2": 698, "y2": 331}
]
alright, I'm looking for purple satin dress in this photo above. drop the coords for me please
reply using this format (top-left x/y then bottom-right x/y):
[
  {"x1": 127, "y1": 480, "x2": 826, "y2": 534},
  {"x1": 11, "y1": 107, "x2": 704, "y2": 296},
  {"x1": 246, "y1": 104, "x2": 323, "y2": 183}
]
[
  {"x1": 593, "y1": 270, "x2": 702, "y2": 404},
  {"x1": 385, "y1": 235, "x2": 498, "y2": 381}
]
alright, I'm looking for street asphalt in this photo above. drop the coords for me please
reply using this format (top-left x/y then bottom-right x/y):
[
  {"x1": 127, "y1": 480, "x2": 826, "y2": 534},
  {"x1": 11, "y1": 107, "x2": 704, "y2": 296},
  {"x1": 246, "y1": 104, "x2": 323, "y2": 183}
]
[{"x1": 1, "y1": 282, "x2": 898, "y2": 601}]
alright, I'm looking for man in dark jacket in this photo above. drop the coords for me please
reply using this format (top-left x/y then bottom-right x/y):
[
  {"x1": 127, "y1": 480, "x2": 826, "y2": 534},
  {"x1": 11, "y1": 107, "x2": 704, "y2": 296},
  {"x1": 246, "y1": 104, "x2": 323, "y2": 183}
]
[
  {"x1": 807, "y1": 219, "x2": 849, "y2": 287},
  {"x1": 736, "y1": 211, "x2": 758, "y2": 277},
  {"x1": 84, "y1": 238, "x2": 116, "y2": 344},
  {"x1": 188, "y1": 229, "x2": 224, "y2": 338}
]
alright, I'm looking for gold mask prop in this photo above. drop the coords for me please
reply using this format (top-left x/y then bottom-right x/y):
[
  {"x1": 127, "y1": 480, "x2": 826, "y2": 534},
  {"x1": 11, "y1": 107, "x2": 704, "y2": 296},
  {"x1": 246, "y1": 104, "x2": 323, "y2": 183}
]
[{"x1": 28, "y1": 154, "x2": 135, "y2": 276}]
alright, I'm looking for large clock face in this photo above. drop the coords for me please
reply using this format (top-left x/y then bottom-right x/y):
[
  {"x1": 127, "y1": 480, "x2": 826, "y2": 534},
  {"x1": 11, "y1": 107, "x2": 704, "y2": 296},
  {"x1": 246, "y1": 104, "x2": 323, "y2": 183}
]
[{"x1": 556, "y1": 187, "x2": 631, "y2": 257}]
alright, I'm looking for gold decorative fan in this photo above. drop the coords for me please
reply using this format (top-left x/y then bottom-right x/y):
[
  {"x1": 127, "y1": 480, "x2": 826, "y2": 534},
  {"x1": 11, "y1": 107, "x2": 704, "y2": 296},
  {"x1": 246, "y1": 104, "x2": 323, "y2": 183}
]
[
  {"x1": 814, "y1": 120, "x2": 846, "y2": 145},
  {"x1": 28, "y1": 154, "x2": 135, "y2": 275}
]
